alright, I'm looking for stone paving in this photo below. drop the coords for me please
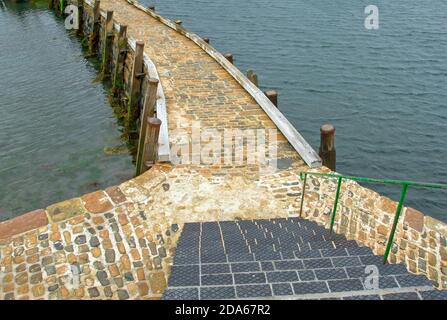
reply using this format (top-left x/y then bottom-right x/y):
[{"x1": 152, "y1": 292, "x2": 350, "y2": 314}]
[
  {"x1": 164, "y1": 218, "x2": 447, "y2": 300},
  {"x1": 102, "y1": 0, "x2": 303, "y2": 172}
]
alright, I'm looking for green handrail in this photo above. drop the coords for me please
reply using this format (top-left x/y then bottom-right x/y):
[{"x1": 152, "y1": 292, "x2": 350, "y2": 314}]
[{"x1": 299, "y1": 171, "x2": 447, "y2": 264}]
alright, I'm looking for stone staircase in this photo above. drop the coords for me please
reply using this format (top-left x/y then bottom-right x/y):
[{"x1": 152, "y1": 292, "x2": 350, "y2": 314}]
[{"x1": 163, "y1": 218, "x2": 447, "y2": 300}]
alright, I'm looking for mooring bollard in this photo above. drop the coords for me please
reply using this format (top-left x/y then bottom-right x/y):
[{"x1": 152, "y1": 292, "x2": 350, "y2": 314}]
[
  {"x1": 203, "y1": 37, "x2": 210, "y2": 44},
  {"x1": 246, "y1": 69, "x2": 258, "y2": 87},
  {"x1": 264, "y1": 90, "x2": 278, "y2": 107},
  {"x1": 112, "y1": 25, "x2": 128, "y2": 92},
  {"x1": 224, "y1": 53, "x2": 233, "y2": 64},
  {"x1": 127, "y1": 41, "x2": 145, "y2": 128},
  {"x1": 141, "y1": 117, "x2": 162, "y2": 174},
  {"x1": 136, "y1": 78, "x2": 159, "y2": 175},
  {"x1": 319, "y1": 124, "x2": 336, "y2": 171}
]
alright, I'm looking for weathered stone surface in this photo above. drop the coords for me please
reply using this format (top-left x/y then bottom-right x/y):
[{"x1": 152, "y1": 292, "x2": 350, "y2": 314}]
[
  {"x1": 105, "y1": 186, "x2": 127, "y2": 205},
  {"x1": 117, "y1": 289, "x2": 129, "y2": 300},
  {"x1": 47, "y1": 198, "x2": 85, "y2": 223},
  {"x1": 404, "y1": 207, "x2": 425, "y2": 232},
  {"x1": 105, "y1": 249, "x2": 116, "y2": 263},
  {"x1": 425, "y1": 216, "x2": 446, "y2": 233},
  {"x1": 81, "y1": 191, "x2": 114, "y2": 214},
  {"x1": 377, "y1": 225, "x2": 388, "y2": 236},
  {"x1": 32, "y1": 284, "x2": 45, "y2": 298},
  {"x1": 0, "y1": 210, "x2": 48, "y2": 240},
  {"x1": 149, "y1": 272, "x2": 166, "y2": 294}
]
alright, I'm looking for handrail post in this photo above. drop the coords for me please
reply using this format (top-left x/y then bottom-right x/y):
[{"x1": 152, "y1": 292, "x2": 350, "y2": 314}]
[
  {"x1": 383, "y1": 184, "x2": 408, "y2": 264},
  {"x1": 330, "y1": 177, "x2": 343, "y2": 233},
  {"x1": 299, "y1": 173, "x2": 308, "y2": 217}
]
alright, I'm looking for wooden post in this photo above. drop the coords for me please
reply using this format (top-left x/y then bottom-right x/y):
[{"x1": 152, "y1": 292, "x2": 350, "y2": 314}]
[
  {"x1": 246, "y1": 69, "x2": 258, "y2": 87},
  {"x1": 203, "y1": 38, "x2": 210, "y2": 44},
  {"x1": 265, "y1": 90, "x2": 278, "y2": 107},
  {"x1": 88, "y1": 0, "x2": 101, "y2": 56},
  {"x1": 112, "y1": 25, "x2": 127, "y2": 92},
  {"x1": 59, "y1": 0, "x2": 65, "y2": 16},
  {"x1": 319, "y1": 124, "x2": 336, "y2": 171},
  {"x1": 141, "y1": 117, "x2": 162, "y2": 174},
  {"x1": 224, "y1": 53, "x2": 233, "y2": 64},
  {"x1": 101, "y1": 10, "x2": 114, "y2": 77},
  {"x1": 136, "y1": 78, "x2": 159, "y2": 175},
  {"x1": 76, "y1": 0, "x2": 84, "y2": 37},
  {"x1": 127, "y1": 41, "x2": 145, "y2": 128}
]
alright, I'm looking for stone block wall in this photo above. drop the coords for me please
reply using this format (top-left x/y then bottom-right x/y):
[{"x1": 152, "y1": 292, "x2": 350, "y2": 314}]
[{"x1": 300, "y1": 173, "x2": 447, "y2": 288}]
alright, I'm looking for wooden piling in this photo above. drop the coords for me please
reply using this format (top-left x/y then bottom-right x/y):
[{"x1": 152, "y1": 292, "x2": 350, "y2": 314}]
[
  {"x1": 140, "y1": 117, "x2": 162, "y2": 174},
  {"x1": 246, "y1": 69, "x2": 258, "y2": 87},
  {"x1": 319, "y1": 124, "x2": 336, "y2": 171},
  {"x1": 59, "y1": 0, "x2": 65, "y2": 16},
  {"x1": 265, "y1": 90, "x2": 278, "y2": 107},
  {"x1": 127, "y1": 41, "x2": 145, "y2": 128},
  {"x1": 101, "y1": 10, "x2": 114, "y2": 77},
  {"x1": 76, "y1": 0, "x2": 84, "y2": 37},
  {"x1": 136, "y1": 78, "x2": 159, "y2": 175},
  {"x1": 112, "y1": 25, "x2": 128, "y2": 93},
  {"x1": 88, "y1": 0, "x2": 101, "y2": 56},
  {"x1": 224, "y1": 53, "x2": 233, "y2": 64}
]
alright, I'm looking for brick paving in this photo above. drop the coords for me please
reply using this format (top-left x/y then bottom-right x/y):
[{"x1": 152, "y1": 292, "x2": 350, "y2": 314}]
[{"x1": 164, "y1": 218, "x2": 447, "y2": 300}]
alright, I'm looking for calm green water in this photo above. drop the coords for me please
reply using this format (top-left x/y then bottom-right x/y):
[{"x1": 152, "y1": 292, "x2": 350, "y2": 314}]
[
  {"x1": 143, "y1": 0, "x2": 447, "y2": 221},
  {"x1": 0, "y1": 1, "x2": 134, "y2": 221}
]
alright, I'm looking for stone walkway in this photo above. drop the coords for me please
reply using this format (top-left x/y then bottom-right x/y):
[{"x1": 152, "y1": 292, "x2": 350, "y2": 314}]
[{"x1": 103, "y1": 0, "x2": 304, "y2": 175}]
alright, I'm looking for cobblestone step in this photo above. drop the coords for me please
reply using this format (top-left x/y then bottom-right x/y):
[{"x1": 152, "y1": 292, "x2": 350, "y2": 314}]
[{"x1": 164, "y1": 218, "x2": 447, "y2": 300}]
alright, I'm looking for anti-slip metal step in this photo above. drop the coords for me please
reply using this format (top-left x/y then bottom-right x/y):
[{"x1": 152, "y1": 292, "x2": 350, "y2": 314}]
[{"x1": 164, "y1": 218, "x2": 446, "y2": 300}]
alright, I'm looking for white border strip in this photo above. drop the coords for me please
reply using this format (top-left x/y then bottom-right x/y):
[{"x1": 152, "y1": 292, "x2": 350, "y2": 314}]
[
  {"x1": 128, "y1": 38, "x2": 170, "y2": 162},
  {"x1": 126, "y1": 0, "x2": 321, "y2": 168}
]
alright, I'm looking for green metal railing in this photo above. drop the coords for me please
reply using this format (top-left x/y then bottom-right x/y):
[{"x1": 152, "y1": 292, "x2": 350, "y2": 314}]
[{"x1": 299, "y1": 171, "x2": 447, "y2": 264}]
